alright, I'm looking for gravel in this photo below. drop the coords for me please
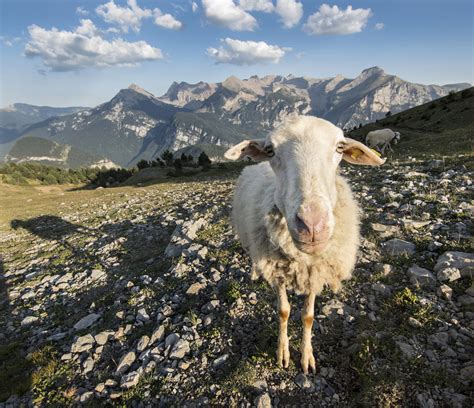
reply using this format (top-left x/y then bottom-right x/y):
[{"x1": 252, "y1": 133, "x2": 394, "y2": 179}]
[{"x1": 1, "y1": 158, "x2": 472, "y2": 406}]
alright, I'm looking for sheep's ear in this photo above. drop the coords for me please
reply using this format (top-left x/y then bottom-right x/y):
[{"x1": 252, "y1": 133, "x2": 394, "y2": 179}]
[
  {"x1": 342, "y1": 138, "x2": 386, "y2": 166},
  {"x1": 224, "y1": 139, "x2": 273, "y2": 162}
]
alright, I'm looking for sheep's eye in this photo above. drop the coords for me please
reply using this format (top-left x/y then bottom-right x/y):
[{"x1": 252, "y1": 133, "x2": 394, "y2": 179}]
[
  {"x1": 336, "y1": 142, "x2": 345, "y2": 154},
  {"x1": 264, "y1": 145, "x2": 275, "y2": 157}
]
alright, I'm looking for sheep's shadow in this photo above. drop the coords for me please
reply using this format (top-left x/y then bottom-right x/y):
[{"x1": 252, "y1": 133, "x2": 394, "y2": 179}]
[
  {"x1": 0, "y1": 196, "x2": 193, "y2": 403},
  {"x1": 11, "y1": 215, "x2": 95, "y2": 241}
]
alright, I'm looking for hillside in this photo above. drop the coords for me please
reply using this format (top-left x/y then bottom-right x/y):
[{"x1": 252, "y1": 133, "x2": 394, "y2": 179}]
[
  {"x1": 0, "y1": 154, "x2": 472, "y2": 406},
  {"x1": 350, "y1": 88, "x2": 474, "y2": 157},
  {"x1": 5, "y1": 137, "x2": 117, "y2": 169}
]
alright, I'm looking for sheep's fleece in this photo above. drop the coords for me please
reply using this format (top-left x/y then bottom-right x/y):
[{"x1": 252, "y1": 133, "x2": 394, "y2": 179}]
[{"x1": 232, "y1": 162, "x2": 359, "y2": 295}]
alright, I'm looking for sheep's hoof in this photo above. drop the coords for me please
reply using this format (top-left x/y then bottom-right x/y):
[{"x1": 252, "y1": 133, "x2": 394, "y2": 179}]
[
  {"x1": 277, "y1": 340, "x2": 290, "y2": 368},
  {"x1": 300, "y1": 350, "x2": 316, "y2": 374}
]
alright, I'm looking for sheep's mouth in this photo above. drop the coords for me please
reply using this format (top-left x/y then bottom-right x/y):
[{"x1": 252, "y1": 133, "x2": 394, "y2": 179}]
[{"x1": 292, "y1": 238, "x2": 329, "y2": 253}]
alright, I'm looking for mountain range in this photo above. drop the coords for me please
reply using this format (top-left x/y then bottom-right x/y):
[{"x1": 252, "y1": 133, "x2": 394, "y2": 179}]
[
  {"x1": 0, "y1": 103, "x2": 87, "y2": 160},
  {"x1": 1, "y1": 67, "x2": 469, "y2": 168}
]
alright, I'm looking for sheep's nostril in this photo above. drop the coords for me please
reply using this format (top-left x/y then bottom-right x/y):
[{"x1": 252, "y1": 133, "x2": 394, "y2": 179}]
[{"x1": 295, "y1": 214, "x2": 311, "y2": 235}]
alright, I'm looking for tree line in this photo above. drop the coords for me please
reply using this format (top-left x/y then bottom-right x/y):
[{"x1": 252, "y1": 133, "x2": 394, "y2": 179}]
[{"x1": 0, "y1": 150, "x2": 213, "y2": 186}]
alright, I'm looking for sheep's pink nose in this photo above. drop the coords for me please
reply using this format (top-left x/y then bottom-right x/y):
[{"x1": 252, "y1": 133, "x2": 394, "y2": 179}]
[{"x1": 295, "y1": 203, "x2": 328, "y2": 242}]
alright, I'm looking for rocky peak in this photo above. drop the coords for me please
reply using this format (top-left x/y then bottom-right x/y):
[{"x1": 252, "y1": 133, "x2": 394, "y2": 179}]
[
  {"x1": 360, "y1": 66, "x2": 385, "y2": 78},
  {"x1": 221, "y1": 76, "x2": 244, "y2": 93},
  {"x1": 128, "y1": 84, "x2": 155, "y2": 99}
]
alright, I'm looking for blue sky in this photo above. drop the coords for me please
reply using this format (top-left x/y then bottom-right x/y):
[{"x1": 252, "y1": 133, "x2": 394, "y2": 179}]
[{"x1": 0, "y1": 0, "x2": 472, "y2": 107}]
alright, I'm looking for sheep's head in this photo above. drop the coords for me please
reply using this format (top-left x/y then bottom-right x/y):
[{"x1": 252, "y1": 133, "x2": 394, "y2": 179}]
[
  {"x1": 225, "y1": 116, "x2": 385, "y2": 255},
  {"x1": 394, "y1": 132, "x2": 401, "y2": 144}
]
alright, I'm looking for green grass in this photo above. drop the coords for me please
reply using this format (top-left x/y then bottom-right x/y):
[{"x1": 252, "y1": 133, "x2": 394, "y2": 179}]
[
  {"x1": 30, "y1": 345, "x2": 77, "y2": 406},
  {"x1": 222, "y1": 280, "x2": 242, "y2": 303},
  {"x1": 0, "y1": 341, "x2": 32, "y2": 401}
]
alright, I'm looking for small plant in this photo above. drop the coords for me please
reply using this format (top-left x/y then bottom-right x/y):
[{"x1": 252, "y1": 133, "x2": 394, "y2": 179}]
[
  {"x1": 30, "y1": 345, "x2": 76, "y2": 406},
  {"x1": 223, "y1": 280, "x2": 242, "y2": 303}
]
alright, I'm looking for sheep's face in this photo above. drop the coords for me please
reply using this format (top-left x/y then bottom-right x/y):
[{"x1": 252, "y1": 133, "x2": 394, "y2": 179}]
[
  {"x1": 394, "y1": 132, "x2": 401, "y2": 144},
  {"x1": 225, "y1": 116, "x2": 385, "y2": 255}
]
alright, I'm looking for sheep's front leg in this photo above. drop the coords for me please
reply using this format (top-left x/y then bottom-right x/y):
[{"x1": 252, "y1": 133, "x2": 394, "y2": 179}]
[
  {"x1": 277, "y1": 284, "x2": 291, "y2": 368},
  {"x1": 300, "y1": 291, "x2": 316, "y2": 374}
]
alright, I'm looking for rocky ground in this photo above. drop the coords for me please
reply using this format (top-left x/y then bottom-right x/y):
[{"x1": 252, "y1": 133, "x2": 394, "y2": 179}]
[{"x1": 0, "y1": 156, "x2": 472, "y2": 407}]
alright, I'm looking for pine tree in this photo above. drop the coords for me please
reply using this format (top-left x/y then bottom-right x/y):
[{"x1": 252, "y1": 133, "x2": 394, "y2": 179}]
[{"x1": 198, "y1": 152, "x2": 211, "y2": 169}]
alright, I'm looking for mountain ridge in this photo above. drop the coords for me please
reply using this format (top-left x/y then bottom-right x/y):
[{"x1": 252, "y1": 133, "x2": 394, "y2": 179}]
[{"x1": 3, "y1": 67, "x2": 470, "y2": 167}]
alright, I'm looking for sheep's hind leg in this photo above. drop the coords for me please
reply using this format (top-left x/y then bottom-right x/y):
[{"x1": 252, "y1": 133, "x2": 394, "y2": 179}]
[
  {"x1": 276, "y1": 283, "x2": 291, "y2": 368},
  {"x1": 301, "y1": 291, "x2": 316, "y2": 374}
]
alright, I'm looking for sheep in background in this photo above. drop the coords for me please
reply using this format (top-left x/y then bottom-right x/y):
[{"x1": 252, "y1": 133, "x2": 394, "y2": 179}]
[
  {"x1": 365, "y1": 128, "x2": 401, "y2": 154},
  {"x1": 225, "y1": 116, "x2": 385, "y2": 373}
]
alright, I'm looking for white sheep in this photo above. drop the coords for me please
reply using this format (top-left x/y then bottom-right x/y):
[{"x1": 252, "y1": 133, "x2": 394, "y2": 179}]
[
  {"x1": 365, "y1": 128, "x2": 400, "y2": 154},
  {"x1": 224, "y1": 116, "x2": 384, "y2": 373}
]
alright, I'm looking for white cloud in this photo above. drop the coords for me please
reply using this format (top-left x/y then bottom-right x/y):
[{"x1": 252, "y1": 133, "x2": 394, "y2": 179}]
[
  {"x1": 375, "y1": 22, "x2": 384, "y2": 30},
  {"x1": 24, "y1": 20, "x2": 162, "y2": 72},
  {"x1": 0, "y1": 36, "x2": 21, "y2": 47},
  {"x1": 239, "y1": 0, "x2": 274, "y2": 13},
  {"x1": 153, "y1": 8, "x2": 183, "y2": 30},
  {"x1": 295, "y1": 51, "x2": 305, "y2": 60},
  {"x1": 192, "y1": 2, "x2": 199, "y2": 13},
  {"x1": 96, "y1": 0, "x2": 152, "y2": 33},
  {"x1": 303, "y1": 4, "x2": 372, "y2": 35},
  {"x1": 76, "y1": 6, "x2": 89, "y2": 16},
  {"x1": 202, "y1": 0, "x2": 258, "y2": 31},
  {"x1": 75, "y1": 19, "x2": 99, "y2": 36},
  {"x1": 207, "y1": 38, "x2": 289, "y2": 65},
  {"x1": 275, "y1": 0, "x2": 303, "y2": 28}
]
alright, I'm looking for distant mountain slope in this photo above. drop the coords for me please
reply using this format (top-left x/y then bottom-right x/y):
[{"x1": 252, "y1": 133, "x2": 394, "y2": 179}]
[
  {"x1": 16, "y1": 85, "x2": 185, "y2": 167},
  {"x1": 0, "y1": 103, "x2": 87, "y2": 161},
  {"x1": 5, "y1": 136, "x2": 117, "y2": 169},
  {"x1": 349, "y1": 87, "x2": 474, "y2": 157}
]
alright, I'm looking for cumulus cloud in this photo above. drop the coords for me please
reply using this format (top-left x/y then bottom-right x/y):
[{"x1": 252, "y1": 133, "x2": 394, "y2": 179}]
[
  {"x1": 239, "y1": 0, "x2": 274, "y2": 13},
  {"x1": 207, "y1": 38, "x2": 290, "y2": 65},
  {"x1": 275, "y1": 0, "x2": 303, "y2": 28},
  {"x1": 96, "y1": 0, "x2": 152, "y2": 33},
  {"x1": 303, "y1": 4, "x2": 372, "y2": 35},
  {"x1": 153, "y1": 8, "x2": 183, "y2": 30},
  {"x1": 375, "y1": 22, "x2": 384, "y2": 30},
  {"x1": 202, "y1": 0, "x2": 258, "y2": 31},
  {"x1": 24, "y1": 19, "x2": 162, "y2": 72},
  {"x1": 192, "y1": 2, "x2": 199, "y2": 13},
  {"x1": 75, "y1": 19, "x2": 99, "y2": 36},
  {"x1": 76, "y1": 6, "x2": 89, "y2": 16}
]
